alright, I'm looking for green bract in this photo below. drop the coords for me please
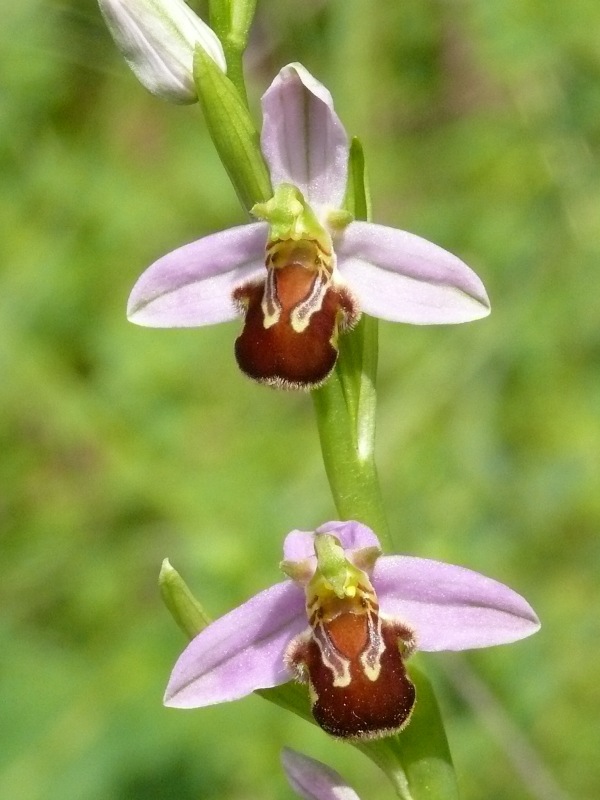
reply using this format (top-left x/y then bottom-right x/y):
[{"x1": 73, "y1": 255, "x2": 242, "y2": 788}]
[{"x1": 193, "y1": 46, "x2": 272, "y2": 211}]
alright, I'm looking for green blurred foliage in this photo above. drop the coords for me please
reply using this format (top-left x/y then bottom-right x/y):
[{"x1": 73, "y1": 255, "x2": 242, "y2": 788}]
[{"x1": 1, "y1": 0, "x2": 599, "y2": 798}]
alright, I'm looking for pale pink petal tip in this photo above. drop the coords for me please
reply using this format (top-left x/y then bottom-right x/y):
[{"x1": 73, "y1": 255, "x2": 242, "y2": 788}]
[
  {"x1": 374, "y1": 555, "x2": 540, "y2": 651},
  {"x1": 281, "y1": 748, "x2": 362, "y2": 800},
  {"x1": 337, "y1": 222, "x2": 490, "y2": 324}
]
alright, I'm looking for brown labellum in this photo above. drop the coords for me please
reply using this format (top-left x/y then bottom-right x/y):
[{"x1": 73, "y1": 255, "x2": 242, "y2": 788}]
[
  {"x1": 233, "y1": 263, "x2": 358, "y2": 390},
  {"x1": 286, "y1": 610, "x2": 416, "y2": 740}
]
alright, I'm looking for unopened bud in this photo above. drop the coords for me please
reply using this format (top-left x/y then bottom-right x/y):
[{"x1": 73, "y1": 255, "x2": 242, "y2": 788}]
[{"x1": 98, "y1": 0, "x2": 227, "y2": 103}]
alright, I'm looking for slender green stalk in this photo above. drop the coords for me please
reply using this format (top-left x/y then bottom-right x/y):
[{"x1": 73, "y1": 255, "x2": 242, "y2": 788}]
[
  {"x1": 312, "y1": 139, "x2": 390, "y2": 546},
  {"x1": 311, "y1": 140, "x2": 460, "y2": 799},
  {"x1": 208, "y1": 0, "x2": 257, "y2": 106},
  {"x1": 312, "y1": 315, "x2": 389, "y2": 545},
  {"x1": 221, "y1": 43, "x2": 248, "y2": 107}
]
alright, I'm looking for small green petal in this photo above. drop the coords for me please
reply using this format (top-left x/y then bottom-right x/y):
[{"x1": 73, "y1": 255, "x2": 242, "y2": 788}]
[
  {"x1": 326, "y1": 208, "x2": 354, "y2": 230},
  {"x1": 309, "y1": 533, "x2": 374, "y2": 601},
  {"x1": 344, "y1": 137, "x2": 372, "y2": 221}
]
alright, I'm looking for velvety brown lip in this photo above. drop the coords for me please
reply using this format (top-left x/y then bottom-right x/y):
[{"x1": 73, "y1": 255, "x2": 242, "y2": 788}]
[
  {"x1": 288, "y1": 613, "x2": 416, "y2": 740},
  {"x1": 233, "y1": 265, "x2": 358, "y2": 390}
]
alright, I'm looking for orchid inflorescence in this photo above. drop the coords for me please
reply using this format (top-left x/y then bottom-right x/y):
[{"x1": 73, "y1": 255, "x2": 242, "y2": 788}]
[{"x1": 97, "y1": 1, "x2": 539, "y2": 797}]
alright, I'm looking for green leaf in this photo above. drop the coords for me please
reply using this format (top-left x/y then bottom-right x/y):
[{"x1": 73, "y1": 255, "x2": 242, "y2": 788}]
[{"x1": 256, "y1": 682, "x2": 314, "y2": 726}]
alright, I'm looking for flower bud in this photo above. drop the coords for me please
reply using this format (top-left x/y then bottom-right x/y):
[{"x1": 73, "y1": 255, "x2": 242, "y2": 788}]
[{"x1": 98, "y1": 0, "x2": 227, "y2": 104}]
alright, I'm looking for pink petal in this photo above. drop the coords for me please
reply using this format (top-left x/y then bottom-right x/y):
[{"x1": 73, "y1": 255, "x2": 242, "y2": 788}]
[
  {"x1": 261, "y1": 63, "x2": 348, "y2": 211},
  {"x1": 315, "y1": 520, "x2": 381, "y2": 551},
  {"x1": 164, "y1": 580, "x2": 305, "y2": 708},
  {"x1": 281, "y1": 748, "x2": 362, "y2": 800},
  {"x1": 374, "y1": 556, "x2": 540, "y2": 651},
  {"x1": 336, "y1": 221, "x2": 491, "y2": 324},
  {"x1": 127, "y1": 222, "x2": 267, "y2": 327},
  {"x1": 282, "y1": 521, "x2": 380, "y2": 563},
  {"x1": 282, "y1": 530, "x2": 316, "y2": 563}
]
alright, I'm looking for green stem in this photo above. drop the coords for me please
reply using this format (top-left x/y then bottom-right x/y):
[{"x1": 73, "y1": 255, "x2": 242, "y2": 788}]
[
  {"x1": 221, "y1": 43, "x2": 248, "y2": 107},
  {"x1": 208, "y1": 0, "x2": 257, "y2": 107},
  {"x1": 311, "y1": 140, "x2": 459, "y2": 798},
  {"x1": 312, "y1": 138, "x2": 390, "y2": 546},
  {"x1": 312, "y1": 315, "x2": 390, "y2": 547}
]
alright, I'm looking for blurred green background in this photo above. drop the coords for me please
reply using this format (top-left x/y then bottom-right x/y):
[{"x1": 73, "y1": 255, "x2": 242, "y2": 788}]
[{"x1": 2, "y1": 0, "x2": 599, "y2": 798}]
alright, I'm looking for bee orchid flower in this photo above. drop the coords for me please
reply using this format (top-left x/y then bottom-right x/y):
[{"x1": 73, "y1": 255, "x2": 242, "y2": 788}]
[
  {"x1": 164, "y1": 521, "x2": 539, "y2": 741},
  {"x1": 128, "y1": 63, "x2": 491, "y2": 389}
]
